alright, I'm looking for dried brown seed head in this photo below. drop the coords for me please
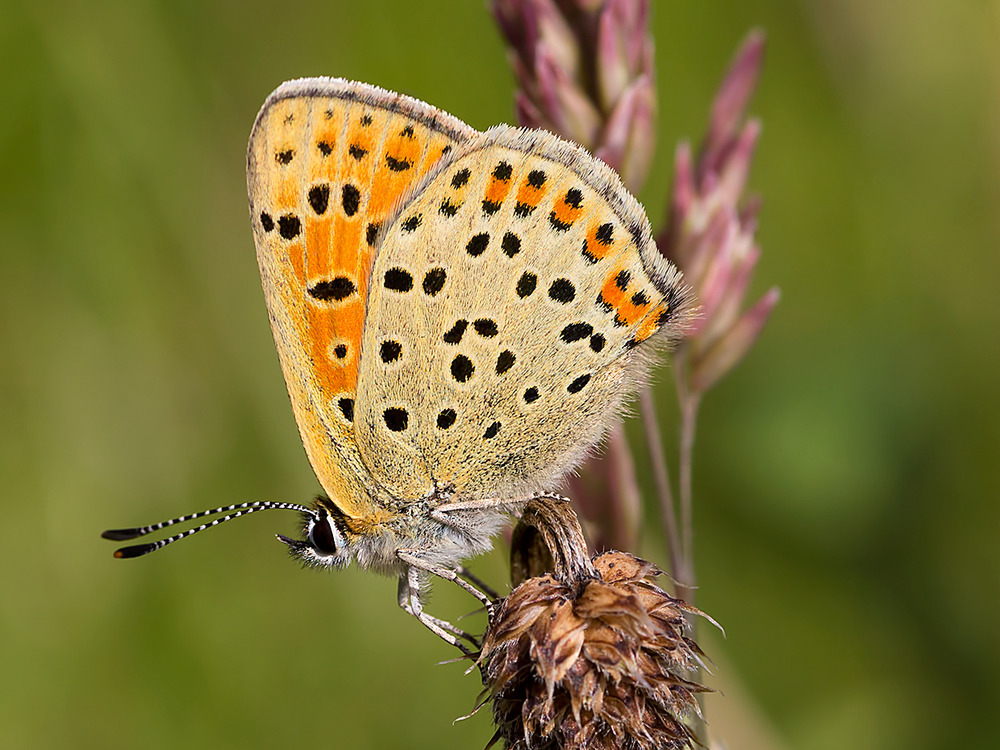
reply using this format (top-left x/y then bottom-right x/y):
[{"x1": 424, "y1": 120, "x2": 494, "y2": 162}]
[{"x1": 480, "y1": 549, "x2": 709, "y2": 750}]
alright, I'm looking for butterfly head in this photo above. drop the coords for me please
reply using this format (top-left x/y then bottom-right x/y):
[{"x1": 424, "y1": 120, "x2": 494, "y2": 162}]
[{"x1": 277, "y1": 497, "x2": 353, "y2": 569}]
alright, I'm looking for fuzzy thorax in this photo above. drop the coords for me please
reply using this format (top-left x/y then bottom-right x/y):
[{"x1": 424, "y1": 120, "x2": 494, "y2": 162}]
[{"x1": 280, "y1": 495, "x2": 516, "y2": 578}]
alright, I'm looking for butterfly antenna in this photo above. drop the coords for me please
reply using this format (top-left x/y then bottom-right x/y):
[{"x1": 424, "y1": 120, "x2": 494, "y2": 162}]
[{"x1": 101, "y1": 501, "x2": 314, "y2": 559}]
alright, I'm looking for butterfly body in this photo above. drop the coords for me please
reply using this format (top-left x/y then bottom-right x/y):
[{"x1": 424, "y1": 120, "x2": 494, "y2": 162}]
[{"x1": 289, "y1": 490, "x2": 511, "y2": 579}]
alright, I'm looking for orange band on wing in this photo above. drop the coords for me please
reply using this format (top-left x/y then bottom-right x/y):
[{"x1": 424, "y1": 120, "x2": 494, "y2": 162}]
[
  {"x1": 599, "y1": 266, "x2": 628, "y2": 312},
  {"x1": 514, "y1": 168, "x2": 548, "y2": 217},
  {"x1": 330, "y1": 214, "x2": 363, "y2": 273},
  {"x1": 583, "y1": 220, "x2": 618, "y2": 263},
  {"x1": 598, "y1": 265, "x2": 653, "y2": 328},
  {"x1": 299, "y1": 111, "x2": 455, "y2": 400},
  {"x1": 305, "y1": 216, "x2": 333, "y2": 277},
  {"x1": 382, "y1": 125, "x2": 423, "y2": 177},
  {"x1": 308, "y1": 300, "x2": 363, "y2": 394},
  {"x1": 549, "y1": 187, "x2": 584, "y2": 230},
  {"x1": 614, "y1": 288, "x2": 652, "y2": 328},
  {"x1": 483, "y1": 163, "x2": 513, "y2": 211},
  {"x1": 632, "y1": 302, "x2": 668, "y2": 344}
]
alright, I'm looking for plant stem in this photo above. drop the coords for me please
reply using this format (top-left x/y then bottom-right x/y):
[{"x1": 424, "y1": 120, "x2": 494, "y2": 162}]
[
  {"x1": 672, "y1": 350, "x2": 707, "y2": 732},
  {"x1": 674, "y1": 349, "x2": 702, "y2": 603},
  {"x1": 639, "y1": 385, "x2": 683, "y2": 583},
  {"x1": 606, "y1": 425, "x2": 641, "y2": 552}
]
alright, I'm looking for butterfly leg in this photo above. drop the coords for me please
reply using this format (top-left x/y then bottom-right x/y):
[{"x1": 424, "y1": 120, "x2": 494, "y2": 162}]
[
  {"x1": 432, "y1": 492, "x2": 567, "y2": 511},
  {"x1": 430, "y1": 493, "x2": 567, "y2": 529},
  {"x1": 435, "y1": 492, "x2": 572, "y2": 592},
  {"x1": 396, "y1": 563, "x2": 480, "y2": 654},
  {"x1": 456, "y1": 566, "x2": 500, "y2": 601},
  {"x1": 397, "y1": 549, "x2": 496, "y2": 619},
  {"x1": 429, "y1": 493, "x2": 570, "y2": 603}
]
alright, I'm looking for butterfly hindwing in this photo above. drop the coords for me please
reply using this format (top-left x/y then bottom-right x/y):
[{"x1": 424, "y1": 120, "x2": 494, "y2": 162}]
[
  {"x1": 247, "y1": 77, "x2": 474, "y2": 517},
  {"x1": 355, "y1": 126, "x2": 690, "y2": 502}
]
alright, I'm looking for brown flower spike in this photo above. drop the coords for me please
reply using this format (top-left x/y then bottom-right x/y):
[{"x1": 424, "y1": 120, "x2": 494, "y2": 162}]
[{"x1": 479, "y1": 499, "x2": 710, "y2": 749}]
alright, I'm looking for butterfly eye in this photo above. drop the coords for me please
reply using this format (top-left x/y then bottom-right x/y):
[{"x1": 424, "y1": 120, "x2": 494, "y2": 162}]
[{"x1": 307, "y1": 510, "x2": 342, "y2": 556}]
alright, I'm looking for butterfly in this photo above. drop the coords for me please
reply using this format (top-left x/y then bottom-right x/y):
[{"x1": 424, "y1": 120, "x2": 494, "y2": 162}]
[{"x1": 103, "y1": 78, "x2": 690, "y2": 650}]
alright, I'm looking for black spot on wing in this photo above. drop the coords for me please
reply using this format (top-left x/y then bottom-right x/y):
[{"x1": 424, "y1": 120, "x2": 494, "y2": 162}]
[
  {"x1": 386, "y1": 155, "x2": 412, "y2": 171},
  {"x1": 384, "y1": 268, "x2": 413, "y2": 292},
  {"x1": 278, "y1": 215, "x2": 301, "y2": 239},
  {"x1": 380, "y1": 340, "x2": 402, "y2": 363},
  {"x1": 451, "y1": 355, "x2": 474, "y2": 383},
  {"x1": 631, "y1": 291, "x2": 649, "y2": 307},
  {"x1": 341, "y1": 184, "x2": 360, "y2": 217},
  {"x1": 560, "y1": 322, "x2": 593, "y2": 343},
  {"x1": 308, "y1": 185, "x2": 330, "y2": 215},
  {"x1": 596, "y1": 223, "x2": 614, "y2": 245},
  {"x1": 548, "y1": 279, "x2": 576, "y2": 304},
  {"x1": 527, "y1": 170, "x2": 546, "y2": 188},
  {"x1": 338, "y1": 398, "x2": 354, "y2": 422},
  {"x1": 496, "y1": 351, "x2": 515, "y2": 375},
  {"x1": 567, "y1": 374, "x2": 591, "y2": 394},
  {"x1": 383, "y1": 408, "x2": 408, "y2": 431},
  {"x1": 443, "y1": 320, "x2": 467, "y2": 344},
  {"x1": 309, "y1": 277, "x2": 355, "y2": 302},
  {"x1": 473, "y1": 319, "x2": 498, "y2": 338},
  {"x1": 466, "y1": 233, "x2": 489, "y2": 257},
  {"x1": 501, "y1": 232, "x2": 521, "y2": 257},
  {"x1": 422, "y1": 268, "x2": 446, "y2": 296},
  {"x1": 516, "y1": 272, "x2": 537, "y2": 298}
]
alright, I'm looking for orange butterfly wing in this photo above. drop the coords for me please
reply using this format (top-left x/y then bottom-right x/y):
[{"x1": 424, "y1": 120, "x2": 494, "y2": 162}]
[{"x1": 246, "y1": 78, "x2": 475, "y2": 519}]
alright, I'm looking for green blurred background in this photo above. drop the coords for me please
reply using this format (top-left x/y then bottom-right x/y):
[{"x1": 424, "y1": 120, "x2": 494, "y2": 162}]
[{"x1": 2, "y1": 1, "x2": 997, "y2": 748}]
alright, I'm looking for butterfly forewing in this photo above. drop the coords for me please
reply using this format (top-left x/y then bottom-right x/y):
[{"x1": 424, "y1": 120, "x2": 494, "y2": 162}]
[
  {"x1": 247, "y1": 78, "x2": 474, "y2": 517},
  {"x1": 355, "y1": 126, "x2": 690, "y2": 503}
]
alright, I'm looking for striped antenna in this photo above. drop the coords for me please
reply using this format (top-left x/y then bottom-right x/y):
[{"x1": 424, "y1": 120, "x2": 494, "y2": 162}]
[{"x1": 101, "y1": 501, "x2": 315, "y2": 559}]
